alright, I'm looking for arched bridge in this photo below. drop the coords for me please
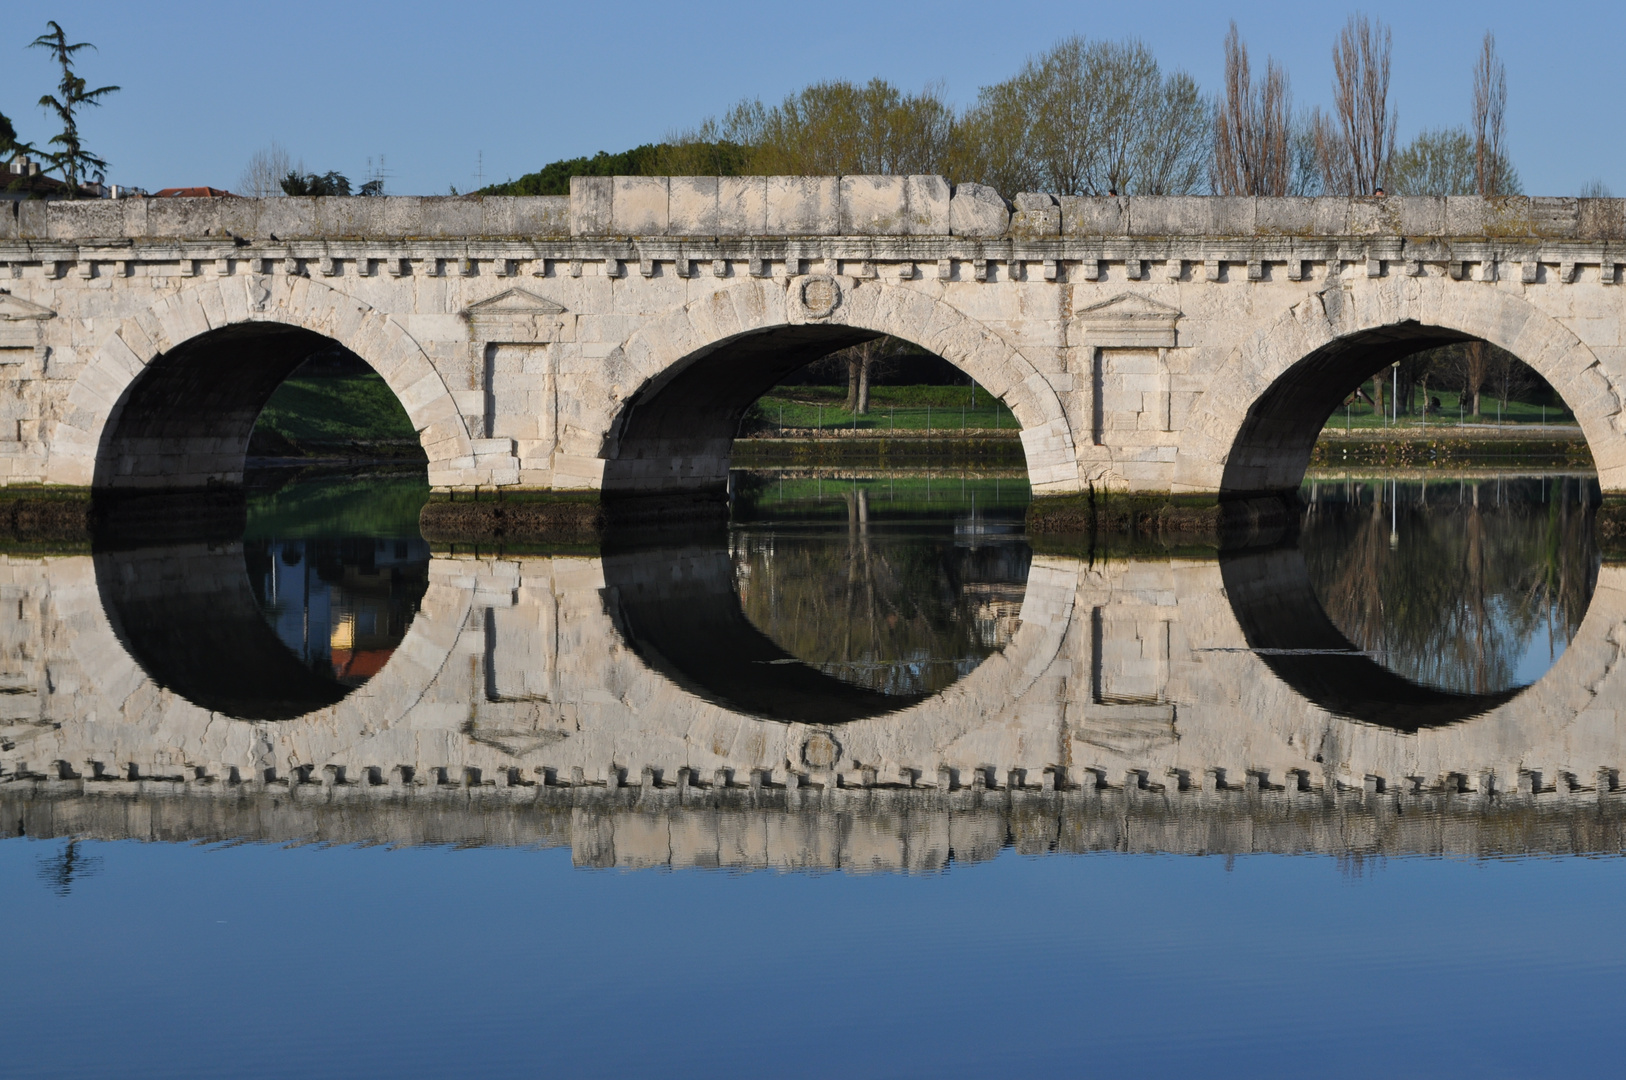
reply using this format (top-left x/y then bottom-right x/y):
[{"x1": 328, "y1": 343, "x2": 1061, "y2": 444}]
[{"x1": 1, "y1": 181, "x2": 1623, "y2": 501}]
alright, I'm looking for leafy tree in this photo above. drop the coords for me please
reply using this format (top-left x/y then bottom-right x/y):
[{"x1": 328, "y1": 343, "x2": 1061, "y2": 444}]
[
  {"x1": 1387, "y1": 128, "x2": 1479, "y2": 195},
  {"x1": 280, "y1": 170, "x2": 351, "y2": 196},
  {"x1": 710, "y1": 78, "x2": 957, "y2": 176},
  {"x1": 956, "y1": 38, "x2": 1209, "y2": 195},
  {"x1": 29, "y1": 21, "x2": 119, "y2": 198}
]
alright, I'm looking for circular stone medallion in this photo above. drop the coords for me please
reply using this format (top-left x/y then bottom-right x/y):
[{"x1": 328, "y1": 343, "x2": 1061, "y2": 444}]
[
  {"x1": 801, "y1": 731, "x2": 842, "y2": 769},
  {"x1": 799, "y1": 275, "x2": 842, "y2": 318}
]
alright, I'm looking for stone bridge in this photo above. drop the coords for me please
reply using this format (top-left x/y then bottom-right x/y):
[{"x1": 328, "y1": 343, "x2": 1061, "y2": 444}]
[
  {"x1": 4, "y1": 544, "x2": 1626, "y2": 868},
  {"x1": 1, "y1": 181, "x2": 1623, "y2": 502}
]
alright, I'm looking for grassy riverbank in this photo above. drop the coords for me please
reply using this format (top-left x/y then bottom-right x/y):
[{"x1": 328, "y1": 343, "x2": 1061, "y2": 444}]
[
  {"x1": 249, "y1": 367, "x2": 426, "y2": 461},
  {"x1": 744, "y1": 384, "x2": 1018, "y2": 435}
]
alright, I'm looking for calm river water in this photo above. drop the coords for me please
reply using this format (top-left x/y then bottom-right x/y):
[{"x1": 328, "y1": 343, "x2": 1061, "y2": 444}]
[{"x1": 3, "y1": 466, "x2": 1624, "y2": 1077}]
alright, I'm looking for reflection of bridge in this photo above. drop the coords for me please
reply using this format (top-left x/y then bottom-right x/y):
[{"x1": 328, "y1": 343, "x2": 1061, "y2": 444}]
[
  {"x1": 3, "y1": 186, "x2": 1625, "y2": 501},
  {"x1": 3, "y1": 544, "x2": 1626, "y2": 866}
]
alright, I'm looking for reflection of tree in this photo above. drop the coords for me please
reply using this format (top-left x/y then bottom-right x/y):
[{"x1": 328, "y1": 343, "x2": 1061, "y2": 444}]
[
  {"x1": 1305, "y1": 478, "x2": 1598, "y2": 693},
  {"x1": 36, "y1": 839, "x2": 101, "y2": 897},
  {"x1": 732, "y1": 499, "x2": 1027, "y2": 696}
]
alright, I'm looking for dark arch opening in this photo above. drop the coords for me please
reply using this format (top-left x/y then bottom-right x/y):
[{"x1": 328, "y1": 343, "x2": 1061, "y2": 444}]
[
  {"x1": 603, "y1": 323, "x2": 1025, "y2": 500},
  {"x1": 1221, "y1": 321, "x2": 1478, "y2": 498},
  {"x1": 605, "y1": 324, "x2": 881, "y2": 498},
  {"x1": 93, "y1": 322, "x2": 426, "y2": 495}
]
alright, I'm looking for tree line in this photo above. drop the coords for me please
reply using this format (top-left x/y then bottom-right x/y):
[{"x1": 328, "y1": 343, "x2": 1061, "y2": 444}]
[{"x1": 486, "y1": 16, "x2": 1560, "y2": 200}]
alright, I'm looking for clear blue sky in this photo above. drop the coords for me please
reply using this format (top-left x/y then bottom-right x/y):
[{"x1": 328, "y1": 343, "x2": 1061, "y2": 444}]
[{"x1": 2, "y1": 0, "x2": 1619, "y2": 197}]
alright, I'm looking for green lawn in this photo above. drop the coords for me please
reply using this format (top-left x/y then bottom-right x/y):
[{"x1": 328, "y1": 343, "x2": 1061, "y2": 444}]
[
  {"x1": 1321, "y1": 383, "x2": 1576, "y2": 432},
  {"x1": 253, "y1": 370, "x2": 423, "y2": 451},
  {"x1": 747, "y1": 385, "x2": 1018, "y2": 434}
]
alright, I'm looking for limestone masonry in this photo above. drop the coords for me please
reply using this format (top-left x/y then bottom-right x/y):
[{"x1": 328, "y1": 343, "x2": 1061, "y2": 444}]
[{"x1": 0, "y1": 179, "x2": 1623, "y2": 497}]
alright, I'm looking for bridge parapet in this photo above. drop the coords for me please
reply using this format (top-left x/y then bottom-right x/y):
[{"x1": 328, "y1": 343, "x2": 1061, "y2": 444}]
[{"x1": 4, "y1": 182, "x2": 1623, "y2": 245}]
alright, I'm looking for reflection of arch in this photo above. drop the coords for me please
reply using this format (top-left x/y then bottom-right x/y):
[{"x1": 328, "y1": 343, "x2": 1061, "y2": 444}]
[
  {"x1": 53, "y1": 275, "x2": 471, "y2": 490},
  {"x1": 1219, "y1": 546, "x2": 1520, "y2": 730},
  {"x1": 602, "y1": 544, "x2": 929, "y2": 724},
  {"x1": 95, "y1": 544, "x2": 353, "y2": 721},
  {"x1": 603, "y1": 279, "x2": 1078, "y2": 495},
  {"x1": 1174, "y1": 277, "x2": 1626, "y2": 497},
  {"x1": 598, "y1": 538, "x2": 1076, "y2": 741},
  {"x1": 78, "y1": 545, "x2": 468, "y2": 729}
]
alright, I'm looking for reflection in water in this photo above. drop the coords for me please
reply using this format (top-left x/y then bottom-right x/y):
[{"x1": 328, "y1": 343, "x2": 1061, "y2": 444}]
[
  {"x1": 1300, "y1": 474, "x2": 1598, "y2": 693},
  {"x1": 8, "y1": 468, "x2": 1625, "y2": 870},
  {"x1": 246, "y1": 538, "x2": 429, "y2": 687},
  {"x1": 731, "y1": 477, "x2": 1029, "y2": 698},
  {"x1": 96, "y1": 468, "x2": 432, "y2": 721}
]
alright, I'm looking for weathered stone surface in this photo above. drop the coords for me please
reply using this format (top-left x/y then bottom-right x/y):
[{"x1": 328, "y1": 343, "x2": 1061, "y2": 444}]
[
  {"x1": 949, "y1": 182, "x2": 1009, "y2": 237},
  {"x1": 2, "y1": 183, "x2": 1624, "y2": 501}
]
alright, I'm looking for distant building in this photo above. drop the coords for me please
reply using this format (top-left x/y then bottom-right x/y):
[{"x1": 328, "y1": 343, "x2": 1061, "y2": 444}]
[
  {"x1": 150, "y1": 186, "x2": 235, "y2": 198},
  {"x1": 3, "y1": 155, "x2": 133, "y2": 201}
]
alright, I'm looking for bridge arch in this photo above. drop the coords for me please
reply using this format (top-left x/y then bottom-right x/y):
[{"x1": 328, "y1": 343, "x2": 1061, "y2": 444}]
[
  {"x1": 49, "y1": 274, "x2": 473, "y2": 491},
  {"x1": 600, "y1": 278, "x2": 1080, "y2": 496},
  {"x1": 1172, "y1": 275, "x2": 1626, "y2": 497}
]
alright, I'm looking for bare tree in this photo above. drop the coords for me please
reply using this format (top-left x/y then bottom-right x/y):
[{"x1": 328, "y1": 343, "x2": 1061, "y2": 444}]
[
  {"x1": 1315, "y1": 15, "x2": 1396, "y2": 195},
  {"x1": 1213, "y1": 23, "x2": 1292, "y2": 196},
  {"x1": 1579, "y1": 179, "x2": 1613, "y2": 198},
  {"x1": 1472, "y1": 33, "x2": 1508, "y2": 197},
  {"x1": 238, "y1": 142, "x2": 297, "y2": 197}
]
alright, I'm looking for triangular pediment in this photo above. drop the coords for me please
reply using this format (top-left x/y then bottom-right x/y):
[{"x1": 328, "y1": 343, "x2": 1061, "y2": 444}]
[
  {"x1": 0, "y1": 293, "x2": 56, "y2": 321},
  {"x1": 463, "y1": 287, "x2": 567, "y2": 318},
  {"x1": 1076, "y1": 293, "x2": 1182, "y2": 322}
]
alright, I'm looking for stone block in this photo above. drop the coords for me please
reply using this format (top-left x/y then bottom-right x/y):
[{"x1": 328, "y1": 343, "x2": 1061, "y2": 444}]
[
  {"x1": 478, "y1": 197, "x2": 525, "y2": 237},
  {"x1": 1578, "y1": 198, "x2": 1626, "y2": 241},
  {"x1": 905, "y1": 175, "x2": 952, "y2": 233},
  {"x1": 717, "y1": 176, "x2": 768, "y2": 235},
  {"x1": 1011, "y1": 193, "x2": 1060, "y2": 238},
  {"x1": 1482, "y1": 196, "x2": 1534, "y2": 237},
  {"x1": 380, "y1": 197, "x2": 426, "y2": 237},
  {"x1": 1391, "y1": 196, "x2": 1444, "y2": 236},
  {"x1": 668, "y1": 177, "x2": 719, "y2": 236},
  {"x1": 254, "y1": 197, "x2": 319, "y2": 239},
  {"x1": 570, "y1": 176, "x2": 614, "y2": 236},
  {"x1": 47, "y1": 200, "x2": 123, "y2": 241},
  {"x1": 212, "y1": 197, "x2": 258, "y2": 239},
  {"x1": 1445, "y1": 196, "x2": 1486, "y2": 236},
  {"x1": 316, "y1": 197, "x2": 386, "y2": 237},
  {"x1": 1256, "y1": 197, "x2": 1328, "y2": 235},
  {"x1": 612, "y1": 177, "x2": 669, "y2": 235},
  {"x1": 949, "y1": 183, "x2": 1010, "y2": 237},
  {"x1": 418, "y1": 196, "x2": 483, "y2": 238},
  {"x1": 1060, "y1": 197, "x2": 1124, "y2": 237},
  {"x1": 1206, "y1": 196, "x2": 1257, "y2": 235},
  {"x1": 1127, "y1": 197, "x2": 1217, "y2": 236},
  {"x1": 766, "y1": 176, "x2": 839, "y2": 235},
  {"x1": 16, "y1": 200, "x2": 47, "y2": 239},
  {"x1": 840, "y1": 175, "x2": 910, "y2": 235},
  {"x1": 1529, "y1": 197, "x2": 1579, "y2": 239},
  {"x1": 145, "y1": 198, "x2": 226, "y2": 239}
]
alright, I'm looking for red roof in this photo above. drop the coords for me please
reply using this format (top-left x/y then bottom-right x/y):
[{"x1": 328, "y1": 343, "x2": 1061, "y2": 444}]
[{"x1": 151, "y1": 187, "x2": 235, "y2": 198}]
